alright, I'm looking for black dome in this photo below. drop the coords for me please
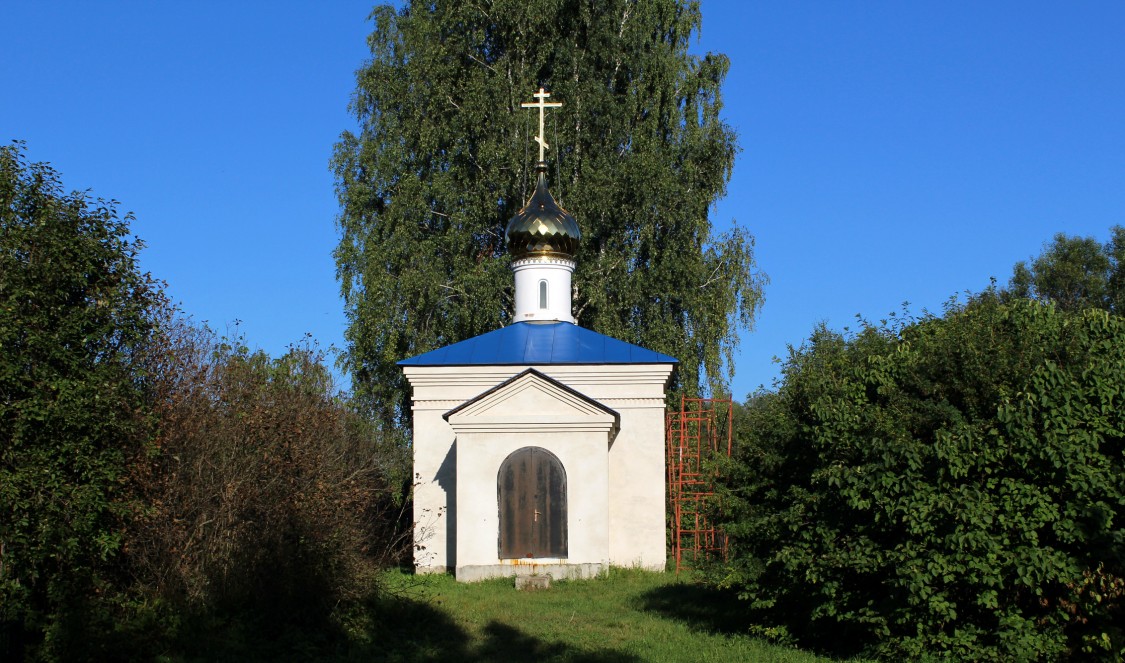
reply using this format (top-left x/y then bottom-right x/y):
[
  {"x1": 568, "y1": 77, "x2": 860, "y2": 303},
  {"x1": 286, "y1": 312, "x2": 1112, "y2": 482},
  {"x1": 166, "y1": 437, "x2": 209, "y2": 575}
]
[{"x1": 505, "y1": 164, "x2": 581, "y2": 260}]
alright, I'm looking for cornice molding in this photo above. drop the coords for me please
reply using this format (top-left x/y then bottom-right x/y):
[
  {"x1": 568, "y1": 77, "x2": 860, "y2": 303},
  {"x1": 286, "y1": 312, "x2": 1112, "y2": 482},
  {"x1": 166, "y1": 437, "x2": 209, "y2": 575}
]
[
  {"x1": 413, "y1": 397, "x2": 666, "y2": 412},
  {"x1": 404, "y1": 366, "x2": 673, "y2": 386},
  {"x1": 511, "y1": 256, "x2": 577, "y2": 268},
  {"x1": 448, "y1": 421, "x2": 617, "y2": 434}
]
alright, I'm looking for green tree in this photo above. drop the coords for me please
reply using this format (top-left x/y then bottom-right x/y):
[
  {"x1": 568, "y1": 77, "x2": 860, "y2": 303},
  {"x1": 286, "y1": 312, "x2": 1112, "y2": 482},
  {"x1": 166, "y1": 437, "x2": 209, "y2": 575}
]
[
  {"x1": 333, "y1": 0, "x2": 765, "y2": 428},
  {"x1": 1109, "y1": 225, "x2": 1125, "y2": 313},
  {"x1": 1008, "y1": 227, "x2": 1125, "y2": 313},
  {"x1": 712, "y1": 297, "x2": 1125, "y2": 660},
  {"x1": 0, "y1": 143, "x2": 164, "y2": 658}
]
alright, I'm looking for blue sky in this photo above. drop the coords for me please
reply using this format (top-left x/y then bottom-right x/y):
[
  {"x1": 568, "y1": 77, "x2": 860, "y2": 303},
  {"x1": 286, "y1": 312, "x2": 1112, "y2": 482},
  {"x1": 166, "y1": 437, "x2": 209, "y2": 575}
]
[{"x1": 3, "y1": 2, "x2": 1123, "y2": 400}]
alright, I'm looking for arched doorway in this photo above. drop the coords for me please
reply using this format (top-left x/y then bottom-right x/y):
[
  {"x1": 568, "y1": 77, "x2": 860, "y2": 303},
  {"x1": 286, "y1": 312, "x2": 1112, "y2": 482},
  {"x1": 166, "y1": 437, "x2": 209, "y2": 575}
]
[{"x1": 497, "y1": 447, "x2": 567, "y2": 559}]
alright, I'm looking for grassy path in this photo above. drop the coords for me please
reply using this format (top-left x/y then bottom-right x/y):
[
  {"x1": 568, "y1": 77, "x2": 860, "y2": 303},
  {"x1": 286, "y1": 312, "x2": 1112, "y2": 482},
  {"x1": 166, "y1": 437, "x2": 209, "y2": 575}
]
[{"x1": 347, "y1": 568, "x2": 850, "y2": 662}]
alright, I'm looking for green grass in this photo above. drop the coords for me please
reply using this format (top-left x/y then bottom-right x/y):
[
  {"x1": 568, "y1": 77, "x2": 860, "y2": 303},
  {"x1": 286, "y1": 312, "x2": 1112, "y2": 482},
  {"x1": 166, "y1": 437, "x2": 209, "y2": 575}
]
[
  {"x1": 339, "y1": 568, "x2": 857, "y2": 663},
  {"x1": 151, "y1": 567, "x2": 863, "y2": 662}
]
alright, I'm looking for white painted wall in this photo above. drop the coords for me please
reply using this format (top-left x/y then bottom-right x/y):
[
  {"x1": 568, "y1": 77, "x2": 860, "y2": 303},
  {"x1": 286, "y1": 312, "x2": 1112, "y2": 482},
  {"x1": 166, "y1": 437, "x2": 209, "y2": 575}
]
[
  {"x1": 452, "y1": 430, "x2": 609, "y2": 578},
  {"x1": 606, "y1": 405, "x2": 669, "y2": 569},
  {"x1": 410, "y1": 406, "x2": 457, "y2": 573}
]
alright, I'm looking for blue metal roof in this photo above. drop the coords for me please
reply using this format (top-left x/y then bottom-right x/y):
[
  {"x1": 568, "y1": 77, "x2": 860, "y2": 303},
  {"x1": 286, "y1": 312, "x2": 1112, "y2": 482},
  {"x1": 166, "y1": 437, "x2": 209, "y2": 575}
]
[{"x1": 398, "y1": 322, "x2": 678, "y2": 366}]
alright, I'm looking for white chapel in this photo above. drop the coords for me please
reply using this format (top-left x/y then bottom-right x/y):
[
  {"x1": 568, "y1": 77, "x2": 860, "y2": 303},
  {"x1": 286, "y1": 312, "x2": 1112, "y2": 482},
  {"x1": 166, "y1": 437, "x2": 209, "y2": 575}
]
[{"x1": 400, "y1": 89, "x2": 676, "y2": 582}]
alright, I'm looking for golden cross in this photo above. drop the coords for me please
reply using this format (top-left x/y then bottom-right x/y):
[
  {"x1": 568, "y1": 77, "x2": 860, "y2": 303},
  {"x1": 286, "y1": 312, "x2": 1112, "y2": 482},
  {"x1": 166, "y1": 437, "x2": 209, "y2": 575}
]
[{"x1": 521, "y1": 87, "x2": 562, "y2": 162}]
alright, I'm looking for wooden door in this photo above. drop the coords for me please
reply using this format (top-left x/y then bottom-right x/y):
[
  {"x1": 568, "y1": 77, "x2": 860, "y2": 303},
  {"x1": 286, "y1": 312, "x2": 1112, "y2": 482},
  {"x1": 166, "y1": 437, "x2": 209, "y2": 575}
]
[{"x1": 498, "y1": 447, "x2": 567, "y2": 559}]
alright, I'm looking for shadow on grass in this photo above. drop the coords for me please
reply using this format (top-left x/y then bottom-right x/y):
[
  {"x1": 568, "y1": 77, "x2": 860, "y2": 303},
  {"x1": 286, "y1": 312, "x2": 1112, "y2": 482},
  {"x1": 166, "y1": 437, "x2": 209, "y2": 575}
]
[
  {"x1": 637, "y1": 580, "x2": 872, "y2": 662},
  {"x1": 636, "y1": 579, "x2": 749, "y2": 636},
  {"x1": 474, "y1": 621, "x2": 641, "y2": 663},
  {"x1": 137, "y1": 593, "x2": 640, "y2": 662},
  {"x1": 362, "y1": 594, "x2": 642, "y2": 663}
]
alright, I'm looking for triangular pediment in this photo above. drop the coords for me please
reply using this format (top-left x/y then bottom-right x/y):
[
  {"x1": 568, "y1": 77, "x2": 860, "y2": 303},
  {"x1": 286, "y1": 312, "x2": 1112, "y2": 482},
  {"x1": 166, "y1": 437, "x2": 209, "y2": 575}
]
[{"x1": 444, "y1": 369, "x2": 618, "y2": 432}]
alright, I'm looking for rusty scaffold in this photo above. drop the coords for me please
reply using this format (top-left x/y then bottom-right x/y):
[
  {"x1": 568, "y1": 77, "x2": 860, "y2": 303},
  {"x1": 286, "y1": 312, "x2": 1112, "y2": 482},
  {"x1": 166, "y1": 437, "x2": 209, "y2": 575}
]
[{"x1": 666, "y1": 396, "x2": 733, "y2": 572}]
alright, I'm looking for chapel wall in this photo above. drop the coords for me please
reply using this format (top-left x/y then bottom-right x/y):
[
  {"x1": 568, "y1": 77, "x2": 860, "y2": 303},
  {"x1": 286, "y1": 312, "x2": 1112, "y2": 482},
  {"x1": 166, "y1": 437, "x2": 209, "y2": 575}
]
[
  {"x1": 605, "y1": 404, "x2": 668, "y2": 569},
  {"x1": 411, "y1": 408, "x2": 456, "y2": 573},
  {"x1": 405, "y1": 363, "x2": 673, "y2": 578},
  {"x1": 453, "y1": 429, "x2": 609, "y2": 578}
]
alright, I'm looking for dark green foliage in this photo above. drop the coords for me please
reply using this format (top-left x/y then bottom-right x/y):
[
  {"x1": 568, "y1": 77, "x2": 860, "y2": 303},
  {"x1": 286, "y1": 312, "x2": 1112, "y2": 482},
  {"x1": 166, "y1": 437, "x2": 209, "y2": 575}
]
[
  {"x1": 712, "y1": 297, "x2": 1125, "y2": 660},
  {"x1": 0, "y1": 143, "x2": 412, "y2": 660},
  {"x1": 0, "y1": 142, "x2": 163, "y2": 659},
  {"x1": 1008, "y1": 226, "x2": 1125, "y2": 314},
  {"x1": 334, "y1": 0, "x2": 765, "y2": 428}
]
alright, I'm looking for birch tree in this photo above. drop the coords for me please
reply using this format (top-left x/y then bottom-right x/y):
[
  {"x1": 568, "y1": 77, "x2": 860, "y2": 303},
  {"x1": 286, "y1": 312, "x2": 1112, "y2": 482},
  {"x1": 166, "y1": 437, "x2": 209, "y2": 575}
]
[{"x1": 333, "y1": 0, "x2": 766, "y2": 428}]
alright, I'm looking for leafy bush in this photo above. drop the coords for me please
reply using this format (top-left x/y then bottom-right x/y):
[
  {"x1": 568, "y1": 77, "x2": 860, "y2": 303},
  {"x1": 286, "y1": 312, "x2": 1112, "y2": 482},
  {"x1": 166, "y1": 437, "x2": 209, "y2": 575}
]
[
  {"x1": 127, "y1": 321, "x2": 411, "y2": 645},
  {"x1": 1, "y1": 142, "x2": 412, "y2": 660},
  {"x1": 1, "y1": 142, "x2": 164, "y2": 659},
  {"x1": 711, "y1": 297, "x2": 1125, "y2": 660}
]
